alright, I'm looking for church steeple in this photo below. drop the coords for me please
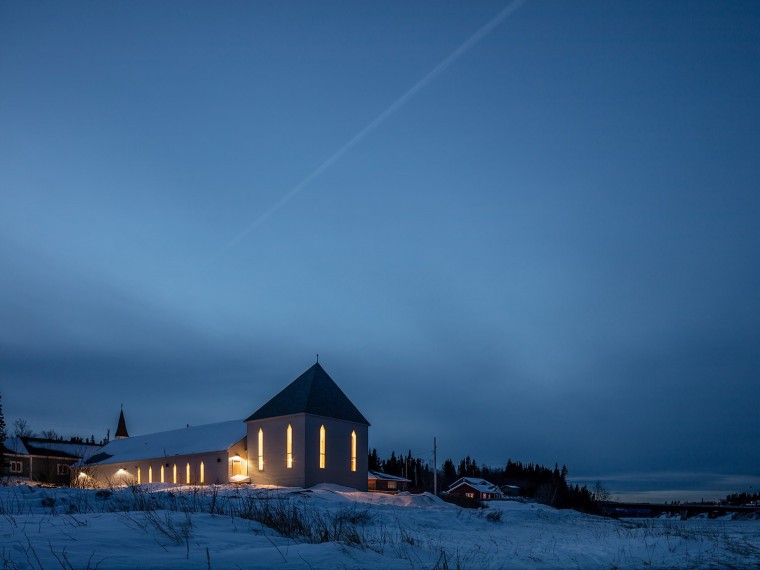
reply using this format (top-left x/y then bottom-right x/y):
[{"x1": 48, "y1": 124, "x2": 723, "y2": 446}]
[{"x1": 115, "y1": 405, "x2": 129, "y2": 439}]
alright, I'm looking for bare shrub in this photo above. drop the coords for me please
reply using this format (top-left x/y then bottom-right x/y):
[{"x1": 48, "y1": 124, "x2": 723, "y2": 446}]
[{"x1": 234, "y1": 492, "x2": 373, "y2": 545}]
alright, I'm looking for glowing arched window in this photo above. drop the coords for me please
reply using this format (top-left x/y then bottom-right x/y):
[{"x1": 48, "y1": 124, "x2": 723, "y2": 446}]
[
  {"x1": 186, "y1": 462, "x2": 191, "y2": 484},
  {"x1": 173, "y1": 464, "x2": 177, "y2": 484},
  {"x1": 258, "y1": 428, "x2": 264, "y2": 471},
  {"x1": 351, "y1": 431, "x2": 357, "y2": 472},
  {"x1": 149, "y1": 465, "x2": 153, "y2": 484},
  {"x1": 137, "y1": 466, "x2": 141, "y2": 484},
  {"x1": 160, "y1": 465, "x2": 165, "y2": 483},
  {"x1": 319, "y1": 425, "x2": 326, "y2": 469},
  {"x1": 286, "y1": 424, "x2": 293, "y2": 468},
  {"x1": 200, "y1": 461, "x2": 205, "y2": 484}
]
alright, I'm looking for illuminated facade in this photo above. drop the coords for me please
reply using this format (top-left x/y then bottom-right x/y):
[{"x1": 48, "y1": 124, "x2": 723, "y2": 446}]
[
  {"x1": 76, "y1": 363, "x2": 368, "y2": 491},
  {"x1": 244, "y1": 363, "x2": 369, "y2": 490},
  {"x1": 75, "y1": 420, "x2": 247, "y2": 487}
]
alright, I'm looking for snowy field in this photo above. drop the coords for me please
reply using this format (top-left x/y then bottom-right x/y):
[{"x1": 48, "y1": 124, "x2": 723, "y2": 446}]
[{"x1": 1, "y1": 483, "x2": 759, "y2": 569}]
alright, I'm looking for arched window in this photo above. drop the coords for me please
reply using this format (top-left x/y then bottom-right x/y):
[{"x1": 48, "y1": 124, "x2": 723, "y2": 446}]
[
  {"x1": 137, "y1": 466, "x2": 141, "y2": 484},
  {"x1": 351, "y1": 431, "x2": 357, "y2": 472},
  {"x1": 160, "y1": 465, "x2": 165, "y2": 483},
  {"x1": 186, "y1": 462, "x2": 191, "y2": 484},
  {"x1": 173, "y1": 464, "x2": 177, "y2": 484},
  {"x1": 319, "y1": 425, "x2": 326, "y2": 469},
  {"x1": 286, "y1": 424, "x2": 293, "y2": 469},
  {"x1": 200, "y1": 461, "x2": 205, "y2": 484},
  {"x1": 149, "y1": 465, "x2": 153, "y2": 484},
  {"x1": 258, "y1": 428, "x2": 264, "y2": 471}
]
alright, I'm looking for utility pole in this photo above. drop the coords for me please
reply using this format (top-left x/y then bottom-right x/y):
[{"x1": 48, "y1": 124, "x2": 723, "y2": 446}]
[{"x1": 433, "y1": 436, "x2": 438, "y2": 496}]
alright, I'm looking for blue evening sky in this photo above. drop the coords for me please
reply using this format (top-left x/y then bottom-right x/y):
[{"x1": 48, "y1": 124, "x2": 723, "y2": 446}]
[{"x1": 2, "y1": 1, "x2": 759, "y2": 499}]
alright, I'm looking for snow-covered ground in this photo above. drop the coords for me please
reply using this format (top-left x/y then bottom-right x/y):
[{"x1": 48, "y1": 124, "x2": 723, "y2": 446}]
[{"x1": 1, "y1": 483, "x2": 758, "y2": 569}]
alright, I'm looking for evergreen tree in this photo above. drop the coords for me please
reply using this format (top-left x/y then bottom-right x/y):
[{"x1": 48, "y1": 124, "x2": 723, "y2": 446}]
[
  {"x1": 442, "y1": 458, "x2": 456, "y2": 479},
  {"x1": 385, "y1": 451, "x2": 400, "y2": 476},
  {"x1": 368, "y1": 448, "x2": 381, "y2": 471}
]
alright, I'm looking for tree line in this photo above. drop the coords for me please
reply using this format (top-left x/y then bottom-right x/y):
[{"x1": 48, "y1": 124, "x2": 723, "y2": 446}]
[
  {"x1": 369, "y1": 448, "x2": 606, "y2": 513},
  {"x1": 724, "y1": 491, "x2": 760, "y2": 506}
]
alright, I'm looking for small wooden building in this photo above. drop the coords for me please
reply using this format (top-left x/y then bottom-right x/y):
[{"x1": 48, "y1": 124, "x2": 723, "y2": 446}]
[
  {"x1": 447, "y1": 477, "x2": 504, "y2": 500},
  {"x1": 2, "y1": 437, "x2": 101, "y2": 485},
  {"x1": 500, "y1": 484, "x2": 521, "y2": 497},
  {"x1": 368, "y1": 470, "x2": 411, "y2": 493}
]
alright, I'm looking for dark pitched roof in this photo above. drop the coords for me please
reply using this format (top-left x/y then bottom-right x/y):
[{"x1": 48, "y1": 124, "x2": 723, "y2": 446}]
[
  {"x1": 115, "y1": 409, "x2": 129, "y2": 438},
  {"x1": 245, "y1": 363, "x2": 370, "y2": 425},
  {"x1": 10, "y1": 437, "x2": 101, "y2": 460}
]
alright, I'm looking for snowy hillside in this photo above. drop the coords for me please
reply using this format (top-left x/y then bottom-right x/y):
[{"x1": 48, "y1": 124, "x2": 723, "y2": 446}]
[{"x1": 1, "y1": 483, "x2": 758, "y2": 568}]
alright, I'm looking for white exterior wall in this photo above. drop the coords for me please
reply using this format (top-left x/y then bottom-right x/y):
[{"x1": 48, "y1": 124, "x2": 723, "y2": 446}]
[
  {"x1": 246, "y1": 414, "x2": 307, "y2": 487},
  {"x1": 78, "y1": 439, "x2": 247, "y2": 487},
  {"x1": 303, "y1": 415, "x2": 368, "y2": 491},
  {"x1": 246, "y1": 414, "x2": 367, "y2": 491}
]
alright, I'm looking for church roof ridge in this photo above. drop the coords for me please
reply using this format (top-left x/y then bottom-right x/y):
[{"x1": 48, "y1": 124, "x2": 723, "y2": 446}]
[{"x1": 245, "y1": 362, "x2": 370, "y2": 425}]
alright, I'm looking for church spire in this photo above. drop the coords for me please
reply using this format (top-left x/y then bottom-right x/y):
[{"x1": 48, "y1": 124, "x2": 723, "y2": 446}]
[{"x1": 115, "y1": 405, "x2": 129, "y2": 439}]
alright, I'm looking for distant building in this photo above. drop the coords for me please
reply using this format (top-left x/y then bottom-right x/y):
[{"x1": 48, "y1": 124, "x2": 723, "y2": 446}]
[
  {"x1": 2, "y1": 437, "x2": 101, "y2": 485},
  {"x1": 368, "y1": 470, "x2": 410, "y2": 493},
  {"x1": 78, "y1": 362, "x2": 370, "y2": 491},
  {"x1": 500, "y1": 484, "x2": 521, "y2": 497},
  {"x1": 447, "y1": 477, "x2": 504, "y2": 500}
]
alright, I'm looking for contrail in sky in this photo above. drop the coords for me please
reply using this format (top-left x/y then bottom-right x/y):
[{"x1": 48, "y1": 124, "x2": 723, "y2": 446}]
[{"x1": 211, "y1": 0, "x2": 527, "y2": 261}]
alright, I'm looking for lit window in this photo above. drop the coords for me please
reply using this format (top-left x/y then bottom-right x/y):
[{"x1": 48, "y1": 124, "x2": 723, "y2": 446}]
[
  {"x1": 388, "y1": 480, "x2": 397, "y2": 490},
  {"x1": 149, "y1": 466, "x2": 153, "y2": 484},
  {"x1": 258, "y1": 428, "x2": 264, "y2": 471},
  {"x1": 319, "y1": 425, "x2": 326, "y2": 469},
  {"x1": 160, "y1": 465, "x2": 165, "y2": 483},
  {"x1": 200, "y1": 461, "x2": 205, "y2": 484},
  {"x1": 186, "y1": 463, "x2": 191, "y2": 485},
  {"x1": 10, "y1": 461, "x2": 22, "y2": 473},
  {"x1": 137, "y1": 466, "x2": 141, "y2": 484},
  {"x1": 351, "y1": 431, "x2": 357, "y2": 472},
  {"x1": 286, "y1": 424, "x2": 293, "y2": 469},
  {"x1": 57, "y1": 464, "x2": 69, "y2": 476},
  {"x1": 173, "y1": 464, "x2": 177, "y2": 484}
]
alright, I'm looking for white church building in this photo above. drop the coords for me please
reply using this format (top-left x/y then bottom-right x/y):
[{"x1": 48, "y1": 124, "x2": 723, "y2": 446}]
[{"x1": 77, "y1": 363, "x2": 370, "y2": 491}]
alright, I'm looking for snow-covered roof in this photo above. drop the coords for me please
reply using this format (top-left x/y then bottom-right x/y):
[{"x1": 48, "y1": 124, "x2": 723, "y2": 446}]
[
  {"x1": 3, "y1": 437, "x2": 100, "y2": 460},
  {"x1": 368, "y1": 470, "x2": 411, "y2": 482},
  {"x1": 448, "y1": 477, "x2": 503, "y2": 495},
  {"x1": 3, "y1": 437, "x2": 29, "y2": 455},
  {"x1": 84, "y1": 420, "x2": 246, "y2": 466}
]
